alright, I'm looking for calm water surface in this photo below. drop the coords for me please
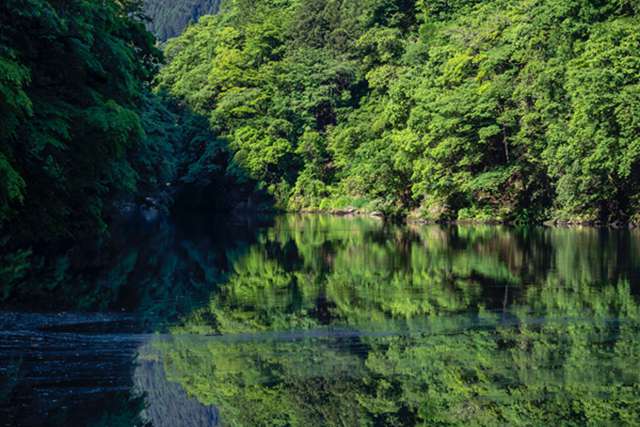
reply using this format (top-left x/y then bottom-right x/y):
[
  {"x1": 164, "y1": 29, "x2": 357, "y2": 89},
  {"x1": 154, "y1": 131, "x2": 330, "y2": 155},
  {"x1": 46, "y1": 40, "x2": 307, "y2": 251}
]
[{"x1": 1, "y1": 215, "x2": 640, "y2": 426}]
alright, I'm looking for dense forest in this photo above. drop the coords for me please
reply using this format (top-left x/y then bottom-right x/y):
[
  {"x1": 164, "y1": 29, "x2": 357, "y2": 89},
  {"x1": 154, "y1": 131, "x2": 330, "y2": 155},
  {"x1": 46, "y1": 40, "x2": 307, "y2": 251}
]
[
  {"x1": 143, "y1": 0, "x2": 221, "y2": 42},
  {"x1": 158, "y1": 0, "x2": 640, "y2": 225},
  {"x1": 2, "y1": 2, "x2": 640, "y2": 424},
  {"x1": 0, "y1": 0, "x2": 241, "y2": 247},
  {"x1": 1, "y1": 0, "x2": 640, "y2": 250}
]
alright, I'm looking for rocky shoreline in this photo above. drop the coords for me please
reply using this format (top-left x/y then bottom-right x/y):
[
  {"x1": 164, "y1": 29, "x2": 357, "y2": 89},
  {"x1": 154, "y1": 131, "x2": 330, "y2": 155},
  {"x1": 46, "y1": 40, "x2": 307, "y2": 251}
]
[
  {"x1": 115, "y1": 196, "x2": 640, "y2": 229},
  {"x1": 300, "y1": 207, "x2": 640, "y2": 229}
]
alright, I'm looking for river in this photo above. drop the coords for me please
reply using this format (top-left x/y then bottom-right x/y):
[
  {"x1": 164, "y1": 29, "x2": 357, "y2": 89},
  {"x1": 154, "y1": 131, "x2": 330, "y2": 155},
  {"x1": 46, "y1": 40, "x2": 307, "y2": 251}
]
[{"x1": 1, "y1": 215, "x2": 639, "y2": 426}]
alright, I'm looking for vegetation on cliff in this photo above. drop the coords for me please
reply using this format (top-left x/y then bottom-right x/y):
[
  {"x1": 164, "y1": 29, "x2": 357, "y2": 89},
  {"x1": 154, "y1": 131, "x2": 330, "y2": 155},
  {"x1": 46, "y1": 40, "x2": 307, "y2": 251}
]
[
  {"x1": 2, "y1": 0, "x2": 640, "y2": 248},
  {"x1": 158, "y1": 0, "x2": 640, "y2": 224}
]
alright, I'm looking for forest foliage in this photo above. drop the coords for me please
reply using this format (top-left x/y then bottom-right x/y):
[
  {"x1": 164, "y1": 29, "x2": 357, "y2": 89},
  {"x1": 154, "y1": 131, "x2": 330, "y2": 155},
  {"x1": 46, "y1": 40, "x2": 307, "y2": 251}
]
[
  {"x1": 0, "y1": 0, "x2": 233, "y2": 245},
  {"x1": 0, "y1": 0, "x2": 159, "y2": 241},
  {"x1": 2, "y1": 0, "x2": 640, "y2": 247},
  {"x1": 143, "y1": 0, "x2": 221, "y2": 42},
  {"x1": 157, "y1": 0, "x2": 640, "y2": 224}
]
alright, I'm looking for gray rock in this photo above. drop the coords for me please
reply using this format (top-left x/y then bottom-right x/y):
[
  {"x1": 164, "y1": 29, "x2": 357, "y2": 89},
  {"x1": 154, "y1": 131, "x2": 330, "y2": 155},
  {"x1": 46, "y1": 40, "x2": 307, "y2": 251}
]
[{"x1": 141, "y1": 207, "x2": 160, "y2": 223}]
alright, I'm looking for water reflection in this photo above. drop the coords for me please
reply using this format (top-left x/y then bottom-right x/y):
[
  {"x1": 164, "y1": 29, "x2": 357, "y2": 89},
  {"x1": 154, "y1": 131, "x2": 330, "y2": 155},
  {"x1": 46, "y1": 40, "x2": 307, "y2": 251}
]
[{"x1": 2, "y1": 215, "x2": 640, "y2": 425}]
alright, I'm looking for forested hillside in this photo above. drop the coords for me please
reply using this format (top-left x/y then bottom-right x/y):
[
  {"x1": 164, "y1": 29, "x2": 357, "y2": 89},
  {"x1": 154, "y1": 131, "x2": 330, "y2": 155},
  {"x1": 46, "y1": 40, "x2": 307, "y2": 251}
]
[
  {"x1": 2, "y1": 0, "x2": 640, "y2": 250},
  {"x1": 158, "y1": 0, "x2": 640, "y2": 224},
  {"x1": 144, "y1": 0, "x2": 221, "y2": 42},
  {"x1": 0, "y1": 0, "x2": 234, "y2": 246}
]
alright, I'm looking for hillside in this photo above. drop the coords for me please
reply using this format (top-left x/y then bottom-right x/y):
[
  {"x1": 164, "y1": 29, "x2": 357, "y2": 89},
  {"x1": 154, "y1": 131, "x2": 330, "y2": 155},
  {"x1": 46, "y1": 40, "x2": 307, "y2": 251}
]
[
  {"x1": 2, "y1": 0, "x2": 640, "y2": 252},
  {"x1": 157, "y1": 0, "x2": 640, "y2": 224},
  {"x1": 143, "y1": 0, "x2": 221, "y2": 42},
  {"x1": 0, "y1": 0, "x2": 239, "y2": 247}
]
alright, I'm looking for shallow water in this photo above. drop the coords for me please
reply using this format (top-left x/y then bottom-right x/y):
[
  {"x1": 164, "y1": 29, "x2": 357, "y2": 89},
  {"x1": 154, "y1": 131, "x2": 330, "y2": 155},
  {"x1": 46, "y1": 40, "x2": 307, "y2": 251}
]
[{"x1": 2, "y1": 215, "x2": 640, "y2": 426}]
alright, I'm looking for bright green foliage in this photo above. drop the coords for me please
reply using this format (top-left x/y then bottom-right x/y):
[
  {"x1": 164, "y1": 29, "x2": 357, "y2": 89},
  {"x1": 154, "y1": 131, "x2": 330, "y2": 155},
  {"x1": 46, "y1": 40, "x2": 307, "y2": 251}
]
[
  {"x1": 156, "y1": 0, "x2": 371, "y2": 208},
  {"x1": 159, "y1": 0, "x2": 640, "y2": 223},
  {"x1": 550, "y1": 18, "x2": 640, "y2": 220}
]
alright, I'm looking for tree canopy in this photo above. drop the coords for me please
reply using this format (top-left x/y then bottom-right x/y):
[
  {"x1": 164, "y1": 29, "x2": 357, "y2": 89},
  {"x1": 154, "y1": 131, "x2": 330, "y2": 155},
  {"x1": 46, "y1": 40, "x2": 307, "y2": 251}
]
[
  {"x1": 0, "y1": 0, "x2": 160, "y2": 241},
  {"x1": 0, "y1": 0, "x2": 239, "y2": 246},
  {"x1": 158, "y1": 0, "x2": 640, "y2": 224}
]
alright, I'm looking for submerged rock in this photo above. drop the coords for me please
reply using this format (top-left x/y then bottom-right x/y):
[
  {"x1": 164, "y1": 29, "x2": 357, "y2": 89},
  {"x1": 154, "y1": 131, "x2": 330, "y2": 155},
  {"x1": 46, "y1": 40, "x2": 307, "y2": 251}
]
[
  {"x1": 141, "y1": 206, "x2": 160, "y2": 223},
  {"x1": 332, "y1": 207, "x2": 359, "y2": 216}
]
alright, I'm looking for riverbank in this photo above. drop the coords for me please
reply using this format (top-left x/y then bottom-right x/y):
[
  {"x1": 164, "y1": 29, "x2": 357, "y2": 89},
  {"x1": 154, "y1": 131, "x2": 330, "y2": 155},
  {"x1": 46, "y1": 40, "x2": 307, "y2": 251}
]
[{"x1": 298, "y1": 207, "x2": 640, "y2": 229}]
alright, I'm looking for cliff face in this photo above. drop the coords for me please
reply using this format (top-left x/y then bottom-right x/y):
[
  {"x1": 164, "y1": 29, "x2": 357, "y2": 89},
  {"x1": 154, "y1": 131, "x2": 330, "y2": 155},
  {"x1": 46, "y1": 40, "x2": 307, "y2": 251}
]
[{"x1": 143, "y1": 0, "x2": 221, "y2": 42}]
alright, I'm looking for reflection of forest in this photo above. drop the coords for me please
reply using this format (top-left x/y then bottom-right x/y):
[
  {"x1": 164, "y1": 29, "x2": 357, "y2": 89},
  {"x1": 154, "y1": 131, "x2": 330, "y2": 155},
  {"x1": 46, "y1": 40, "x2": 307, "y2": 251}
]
[
  {"x1": 0, "y1": 215, "x2": 270, "y2": 323},
  {"x1": 4, "y1": 215, "x2": 639, "y2": 425},
  {"x1": 156, "y1": 216, "x2": 640, "y2": 426}
]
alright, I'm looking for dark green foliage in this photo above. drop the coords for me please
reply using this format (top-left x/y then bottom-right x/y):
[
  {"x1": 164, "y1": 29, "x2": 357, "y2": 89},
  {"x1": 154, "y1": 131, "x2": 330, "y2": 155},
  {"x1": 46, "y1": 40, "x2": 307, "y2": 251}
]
[
  {"x1": 0, "y1": 0, "x2": 161, "y2": 242},
  {"x1": 0, "y1": 0, "x2": 240, "y2": 247},
  {"x1": 159, "y1": 0, "x2": 640, "y2": 223},
  {"x1": 143, "y1": 0, "x2": 221, "y2": 42},
  {"x1": 136, "y1": 93, "x2": 234, "y2": 210}
]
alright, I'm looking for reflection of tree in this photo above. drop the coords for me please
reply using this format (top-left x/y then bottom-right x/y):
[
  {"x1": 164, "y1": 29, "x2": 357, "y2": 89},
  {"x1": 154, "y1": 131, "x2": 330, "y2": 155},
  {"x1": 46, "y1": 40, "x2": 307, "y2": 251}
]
[
  {"x1": 160, "y1": 281, "x2": 640, "y2": 425},
  {"x1": 363, "y1": 279, "x2": 640, "y2": 425},
  {"x1": 159, "y1": 215, "x2": 640, "y2": 426},
  {"x1": 134, "y1": 346, "x2": 218, "y2": 427},
  {"x1": 182, "y1": 219, "x2": 640, "y2": 331},
  {"x1": 155, "y1": 335, "x2": 367, "y2": 427},
  {"x1": 0, "y1": 216, "x2": 264, "y2": 327},
  {"x1": 8, "y1": 215, "x2": 639, "y2": 425}
]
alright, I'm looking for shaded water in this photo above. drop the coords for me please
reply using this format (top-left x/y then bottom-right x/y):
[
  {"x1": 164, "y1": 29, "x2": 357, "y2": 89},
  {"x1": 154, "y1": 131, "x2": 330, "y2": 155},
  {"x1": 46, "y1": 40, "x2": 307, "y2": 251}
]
[{"x1": 1, "y1": 215, "x2": 640, "y2": 426}]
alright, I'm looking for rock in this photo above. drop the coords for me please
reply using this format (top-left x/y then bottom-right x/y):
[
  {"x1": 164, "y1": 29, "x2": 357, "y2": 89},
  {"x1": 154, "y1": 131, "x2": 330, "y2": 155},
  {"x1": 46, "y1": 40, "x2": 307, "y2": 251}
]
[
  {"x1": 141, "y1": 206, "x2": 160, "y2": 223},
  {"x1": 116, "y1": 202, "x2": 137, "y2": 217},
  {"x1": 333, "y1": 207, "x2": 358, "y2": 216},
  {"x1": 370, "y1": 211, "x2": 384, "y2": 218}
]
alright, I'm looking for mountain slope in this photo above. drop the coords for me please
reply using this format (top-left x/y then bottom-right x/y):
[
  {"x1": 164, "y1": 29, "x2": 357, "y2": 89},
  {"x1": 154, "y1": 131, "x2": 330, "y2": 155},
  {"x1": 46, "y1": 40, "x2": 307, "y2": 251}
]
[
  {"x1": 156, "y1": 0, "x2": 640, "y2": 224},
  {"x1": 144, "y1": 0, "x2": 221, "y2": 42}
]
